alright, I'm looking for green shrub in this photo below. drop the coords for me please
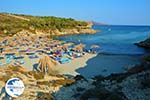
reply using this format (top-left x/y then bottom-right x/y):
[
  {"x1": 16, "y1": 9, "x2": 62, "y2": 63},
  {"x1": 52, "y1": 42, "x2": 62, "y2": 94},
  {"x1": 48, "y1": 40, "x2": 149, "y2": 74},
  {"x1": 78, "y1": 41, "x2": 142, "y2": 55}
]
[{"x1": 0, "y1": 13, "x2": 90, "y2": 35}]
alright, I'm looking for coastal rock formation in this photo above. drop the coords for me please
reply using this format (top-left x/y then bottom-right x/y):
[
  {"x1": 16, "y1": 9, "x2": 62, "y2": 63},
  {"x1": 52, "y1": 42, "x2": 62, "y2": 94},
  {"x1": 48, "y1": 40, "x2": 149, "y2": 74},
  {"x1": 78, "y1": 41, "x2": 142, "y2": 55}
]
[
  {"x1": 78, "y1": 29, "x2": 96, "y2": 34},
  {"x1": 135, "y1": 38, "x2": 150, "y2": 49},
  {"x1": 35, "y1": 28, "x2": 97, "y2": 36},
  {"x1": 53, "y1": 79, "x2": 94, "y2": 100}
]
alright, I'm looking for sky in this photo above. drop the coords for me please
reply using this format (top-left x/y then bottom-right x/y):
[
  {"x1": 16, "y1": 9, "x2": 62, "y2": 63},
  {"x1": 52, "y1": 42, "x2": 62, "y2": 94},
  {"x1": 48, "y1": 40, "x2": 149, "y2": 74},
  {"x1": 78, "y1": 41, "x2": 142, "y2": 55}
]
[{"x1": 0, "y1": 0, "x2": 150, "y2": 25}]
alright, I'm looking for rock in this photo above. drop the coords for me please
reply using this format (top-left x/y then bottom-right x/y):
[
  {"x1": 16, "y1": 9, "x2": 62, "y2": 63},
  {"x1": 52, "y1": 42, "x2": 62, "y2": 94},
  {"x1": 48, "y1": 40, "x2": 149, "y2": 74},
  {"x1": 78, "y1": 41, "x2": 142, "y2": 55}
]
[
  {"x1": 53, "y1": 54, "x2": 150, "y2": 100},
  {"x1": 74, "y1": 75, "x2": 86, "y2": 81},
  {"x1": 79, "y1": 29, "x2": 96, "y2": 34},
  {"x1": 76, "y1": 87, "x2": 85, "y2": 92},
  {"x1": 36, "y1": 92, "x2": 54, "y2": 100},
  {"x1": 121, "y1": 71, "x2": 150, "y2": 100},
  {"x1": 139, "y1": 73, "x2": 150, "y2": 88},
  {"x1": 80, "y1": 87, "x2": 124, "y2": 100},
  {"x1": 135, "y1": 38, "x2": 150, "y2": 49},
  {"x1": 60, "y1": 28, "x2": 97, "y2": 35},
  {"x1": 53, "y1": 79, "x2": 94, "y2": 100}
]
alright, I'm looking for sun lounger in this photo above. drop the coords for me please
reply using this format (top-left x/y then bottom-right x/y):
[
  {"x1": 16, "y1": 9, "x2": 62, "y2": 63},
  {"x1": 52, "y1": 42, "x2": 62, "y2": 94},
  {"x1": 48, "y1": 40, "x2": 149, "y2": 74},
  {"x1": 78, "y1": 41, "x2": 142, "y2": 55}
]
[
  {"x1": 59, "y1": 57, "x2": 71, "y2": 64},
  {"x1": 6, "y1": 59, "x2": 12, "y2": 64},
  {"x1": 29, "y1": 55, "x2": 38, "y2": 59},
  {"x1": 14, "y1": 56, "x2": 24, "y2": 59},
  {"x1": 0, "y1": 56, "x2": 4, "y2": 59},
  {"x1": 14, "y1": 59, "x2": 25, "y2": 65},
  {"x1": 54, "y1": 57, "x2": 61, "y2": 61},
  {"x1": 0, "y1": 62, "x2": 3, "y2": 66}
]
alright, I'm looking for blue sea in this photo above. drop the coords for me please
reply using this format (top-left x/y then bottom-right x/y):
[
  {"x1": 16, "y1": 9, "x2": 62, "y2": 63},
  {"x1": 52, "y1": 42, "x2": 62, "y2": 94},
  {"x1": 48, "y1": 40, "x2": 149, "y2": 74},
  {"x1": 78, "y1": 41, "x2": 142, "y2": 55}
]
[{"x1": 59, "y1": 25, "x2": 150, "y2": 78}]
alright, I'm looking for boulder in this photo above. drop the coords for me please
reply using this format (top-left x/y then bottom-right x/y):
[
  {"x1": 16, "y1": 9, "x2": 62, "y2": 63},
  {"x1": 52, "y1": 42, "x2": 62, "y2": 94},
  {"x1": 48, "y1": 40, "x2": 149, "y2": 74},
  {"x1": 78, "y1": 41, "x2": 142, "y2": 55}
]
[{"x1": 135, "y1": 38, "x2": 150, "y2": 49}]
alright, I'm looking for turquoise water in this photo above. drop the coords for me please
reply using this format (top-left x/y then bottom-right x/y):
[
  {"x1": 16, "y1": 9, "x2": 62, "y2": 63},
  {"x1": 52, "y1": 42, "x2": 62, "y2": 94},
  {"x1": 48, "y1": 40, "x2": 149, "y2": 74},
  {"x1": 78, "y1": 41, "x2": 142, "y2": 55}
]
[{"x1": 59, "y1": 25, "x2": 150, "y2": 78}]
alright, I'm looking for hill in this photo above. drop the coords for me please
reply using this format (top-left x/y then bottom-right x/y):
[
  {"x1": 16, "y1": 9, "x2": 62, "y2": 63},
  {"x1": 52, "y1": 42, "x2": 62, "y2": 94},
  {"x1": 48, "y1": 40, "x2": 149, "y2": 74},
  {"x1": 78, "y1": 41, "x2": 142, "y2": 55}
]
[{"x1": 0, "y1": 13, "x2": 96, "y2": 37}]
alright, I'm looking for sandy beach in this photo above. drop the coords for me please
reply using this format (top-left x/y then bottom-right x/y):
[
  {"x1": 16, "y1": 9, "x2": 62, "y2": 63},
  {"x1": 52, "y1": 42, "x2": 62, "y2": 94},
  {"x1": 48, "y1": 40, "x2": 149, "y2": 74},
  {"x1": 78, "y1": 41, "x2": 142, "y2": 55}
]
[
  {"x1": 22, "y1": 53, "x2": 97, "y2": 76},
  {"x1": 0, "y1": 30, "x2": 98, "y2": 77},
  {"x1": 0, "y1": 53, "x2": 97, "y2": 76},
  {"x1": 54, "y1": 53, "x2": 97, "y2": 76}
]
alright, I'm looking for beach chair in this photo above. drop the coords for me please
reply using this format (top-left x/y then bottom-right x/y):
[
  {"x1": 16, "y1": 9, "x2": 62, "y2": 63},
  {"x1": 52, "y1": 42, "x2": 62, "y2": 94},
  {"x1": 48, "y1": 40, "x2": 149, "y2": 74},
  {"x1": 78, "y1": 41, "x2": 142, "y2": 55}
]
[
  {"x1": 59, "y1": 57, "x2": 71, "y2": 64},
  {"x1": 29, "y1": 55, "x2": 38, "y2": 59}
]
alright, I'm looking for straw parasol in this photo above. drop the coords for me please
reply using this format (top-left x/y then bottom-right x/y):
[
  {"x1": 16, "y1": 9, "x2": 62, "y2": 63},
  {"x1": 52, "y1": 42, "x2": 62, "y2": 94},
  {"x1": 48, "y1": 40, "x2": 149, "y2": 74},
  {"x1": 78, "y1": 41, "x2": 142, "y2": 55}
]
[
  {"x1": 73, "y1": 43, "x2": 85, "y2": 52},
  {"x1": 62, "y1": 43, "x2": 74, "y2": 49},
  {"x1": 0, "y1": 55, "x2": 4, "y2": 59},
  {"x1": 38, "y1": 54, "x2": 57, "y2": 74},
  {"x1": 4, "y1": 48, "x2": 17, "y2": 55}
]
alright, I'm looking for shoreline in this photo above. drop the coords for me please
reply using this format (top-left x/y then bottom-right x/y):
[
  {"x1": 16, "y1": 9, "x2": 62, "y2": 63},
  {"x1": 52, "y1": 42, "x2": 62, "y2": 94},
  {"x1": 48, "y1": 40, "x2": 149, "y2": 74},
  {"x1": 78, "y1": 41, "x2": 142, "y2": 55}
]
[
  {"x1": 0, "y1": 29, "x2": 98, "y2": 77},
  {"x1": 11, "y1": 53, "x2": 97, "y2": 76},
  {"x1": 54, "y1": 53, "x2": 97, "y2": 76},
  {"x1": 0, "y1": 51, "x2": 97, "y2": 77}
]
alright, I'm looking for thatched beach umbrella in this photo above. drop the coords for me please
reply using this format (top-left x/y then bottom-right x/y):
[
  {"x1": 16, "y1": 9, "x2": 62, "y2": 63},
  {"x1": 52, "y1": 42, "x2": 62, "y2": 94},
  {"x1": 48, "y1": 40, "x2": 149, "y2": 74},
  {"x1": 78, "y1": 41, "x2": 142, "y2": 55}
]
[
  {"x1": 38, "y1": 55, "x2": 57, "y2": 74},
  {"x1": 62, "y1": 43, "x2": 74, "y2": 50},
  {"x1": 0, "y1": 55, "x2": 4, "y2": 59},
  {"x1": 8, "y1": 41, "x2": 17, "y2": 47},
  {"x1": 73, "y1": 43, "x2": 85, "y2": 52},
  {"x1": 0, "y1": 47, "x2": 4, "y2": 53},
  {"x1": 4, "y1": 48, "x2": 17, "y2": 55}
]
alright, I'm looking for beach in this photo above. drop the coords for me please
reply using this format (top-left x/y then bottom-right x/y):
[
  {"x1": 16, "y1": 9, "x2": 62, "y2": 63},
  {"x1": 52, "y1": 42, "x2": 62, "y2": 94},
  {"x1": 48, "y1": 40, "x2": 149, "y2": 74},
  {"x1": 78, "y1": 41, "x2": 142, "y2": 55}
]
[
  {"x1": 0, "y1": 53, "x2": 96, "y2": 75},
  {"x1": 54, "y1": 53, "x2": 97, "y2": 76},
  {"x1": 0, "y1": 53, "x2": 97, "y2": 76},
  {"x1": 0, "y1": 30, "x2": 98, "y2": 77},
  {"x1": 0, "y1": 1, "x2": 149, "y2": 99}
]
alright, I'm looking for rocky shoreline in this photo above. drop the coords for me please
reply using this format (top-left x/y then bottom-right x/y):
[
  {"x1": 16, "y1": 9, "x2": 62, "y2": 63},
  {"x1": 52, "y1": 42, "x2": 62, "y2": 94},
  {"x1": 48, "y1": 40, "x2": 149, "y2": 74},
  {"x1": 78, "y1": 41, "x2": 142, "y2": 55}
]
[
  {"x1": 1, "y1": 54, "x2": 149, "y2": 100},
  {"x1": 53, "y1": 38, "x2": 150, "y2": 100},
  {"x1": 135, "y1": 38, "x2": 150, "y2": 49},
  {"x1": 53, "y1": 56, "x2": 150, "y2": 100},
  {"x1": 35, "y1": 28, "x2": 97, "y2": 37}
]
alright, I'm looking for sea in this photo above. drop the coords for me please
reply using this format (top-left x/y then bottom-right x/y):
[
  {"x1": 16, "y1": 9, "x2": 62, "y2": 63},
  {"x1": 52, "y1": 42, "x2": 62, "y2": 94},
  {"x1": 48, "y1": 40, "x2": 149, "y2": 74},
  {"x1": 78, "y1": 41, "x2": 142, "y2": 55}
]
[{"x1": 59, "y1": 25, "x2": 150, "y2": 78}]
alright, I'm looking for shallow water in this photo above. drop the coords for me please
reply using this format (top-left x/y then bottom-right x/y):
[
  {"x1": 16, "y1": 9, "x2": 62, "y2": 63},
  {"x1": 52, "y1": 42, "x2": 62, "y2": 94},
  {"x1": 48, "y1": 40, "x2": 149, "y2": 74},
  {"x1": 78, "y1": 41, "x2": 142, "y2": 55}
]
[
  {"x1": 76, "y1": 54, "x2": 141, "y2": 78},
  {"x1": 59, "y1": 25, "x2": 150, "y2": 78}
]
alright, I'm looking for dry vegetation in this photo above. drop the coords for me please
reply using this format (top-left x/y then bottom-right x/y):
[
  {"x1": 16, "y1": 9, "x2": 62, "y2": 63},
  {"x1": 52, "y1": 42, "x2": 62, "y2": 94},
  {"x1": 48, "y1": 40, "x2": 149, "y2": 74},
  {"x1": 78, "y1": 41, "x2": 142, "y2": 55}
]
[{"x1": 0, "y1": 65, "x2": 75, "y2": 100}]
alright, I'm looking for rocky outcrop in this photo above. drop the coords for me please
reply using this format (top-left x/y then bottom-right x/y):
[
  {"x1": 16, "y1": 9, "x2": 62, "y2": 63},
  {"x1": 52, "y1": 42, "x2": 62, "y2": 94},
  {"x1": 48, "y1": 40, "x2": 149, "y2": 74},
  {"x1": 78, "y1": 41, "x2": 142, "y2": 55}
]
[
  {"x1": 54, "y1": 28, "x2": 97, "y2": 36},
  {"x1": 53, "y1": 78, "x2": 94, "y2": 100},
  {"x1": 35, "y1": 26, "x2": 97, "y2": 36},
  {"x1": 78, "y1": 29, "x2": 96, "y2": 34},
  {"x1": 135, "y1": 38, "x2": 150, "y2": 49}
]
